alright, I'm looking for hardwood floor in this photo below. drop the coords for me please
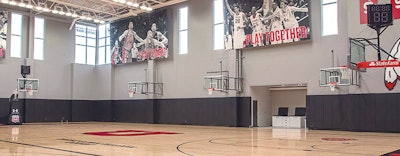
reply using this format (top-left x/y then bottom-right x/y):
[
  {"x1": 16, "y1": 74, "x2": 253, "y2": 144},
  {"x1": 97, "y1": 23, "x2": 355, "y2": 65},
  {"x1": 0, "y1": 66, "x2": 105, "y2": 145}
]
[{"x1": 0, "y1": 122, "x2": 398, "y2": 155}]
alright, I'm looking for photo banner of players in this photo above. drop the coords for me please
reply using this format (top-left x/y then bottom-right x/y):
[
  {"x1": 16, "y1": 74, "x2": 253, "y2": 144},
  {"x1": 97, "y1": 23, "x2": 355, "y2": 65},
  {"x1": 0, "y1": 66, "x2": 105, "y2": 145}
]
[
  {"x1": 110, "y1": 9, "x2": 168, "y2": 64},
  {"x1": 0, "y1": 10, "x2": 7, "y2": 59},
  {"x1": 224, "y1": 0, "x2": 310, "y2": 50}
]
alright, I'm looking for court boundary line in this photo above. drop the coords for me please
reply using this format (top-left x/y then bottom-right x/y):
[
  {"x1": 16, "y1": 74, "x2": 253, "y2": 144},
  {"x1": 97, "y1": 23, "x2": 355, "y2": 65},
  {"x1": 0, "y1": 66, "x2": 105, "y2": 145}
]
[{"x1": 0, "y1": 139, "x2": 100, "y2": 156}]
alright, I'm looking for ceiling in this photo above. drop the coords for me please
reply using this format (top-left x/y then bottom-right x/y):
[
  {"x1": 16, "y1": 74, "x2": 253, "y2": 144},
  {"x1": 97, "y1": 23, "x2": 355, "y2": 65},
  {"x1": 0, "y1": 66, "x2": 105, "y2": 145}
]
[{"x1": 1, "y1": 0, "x2": 187, "y2": 23}]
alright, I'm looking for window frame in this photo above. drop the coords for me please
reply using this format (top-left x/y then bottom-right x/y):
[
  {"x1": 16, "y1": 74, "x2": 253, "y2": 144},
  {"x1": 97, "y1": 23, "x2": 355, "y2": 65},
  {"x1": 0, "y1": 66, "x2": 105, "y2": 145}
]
[
  {"x1": 213, "y1": 0, "x2": 225, "y2": 50},
  {"x1": 97, "y1": 23, "x2": 110, "y2": 65},
  {"x1": 34, "y1": 17, "x2": 45, "y2": 60},
  {"x1": 322, "y1": 0, "x2": 338, "y2": 36},
  {"x1": 75, "y1": 24, "x2": 97, "y2": 65},
  {"x1": 10, "y1": 13, "x2": 22, "y2": 58},
  {"x1": 178, "y1": 6, "x2": 188, "y2": 55}
]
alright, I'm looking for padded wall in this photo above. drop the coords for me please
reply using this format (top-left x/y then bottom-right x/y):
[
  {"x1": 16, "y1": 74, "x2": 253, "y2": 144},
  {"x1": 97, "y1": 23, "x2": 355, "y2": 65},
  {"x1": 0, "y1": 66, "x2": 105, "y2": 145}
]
[
  {"x1": 307, "y1": 94, "x2": 400, "y2": 132},
  {"x1": 0, "y1": 97, "x2": 251, "y2": 127}
]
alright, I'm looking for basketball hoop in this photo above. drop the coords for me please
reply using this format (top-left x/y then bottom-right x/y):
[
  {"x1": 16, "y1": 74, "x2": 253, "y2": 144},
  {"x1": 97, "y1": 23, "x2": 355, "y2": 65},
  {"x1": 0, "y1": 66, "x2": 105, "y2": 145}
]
[
  {"x1": 27, "y1": 89, "x2": 33, "y2": 96},
  {"x1": 328, "y1": 82, "x2": 337, "y2": 92},
  {"x1": 128, "y1": 91, "x2": 135, "y2": 97},
  {"x1": 208, "y1": 88, "x2": 214, "y2": 95},
  {"x1": 340, "y1": 67, "x2": 351, "y2": 80}
]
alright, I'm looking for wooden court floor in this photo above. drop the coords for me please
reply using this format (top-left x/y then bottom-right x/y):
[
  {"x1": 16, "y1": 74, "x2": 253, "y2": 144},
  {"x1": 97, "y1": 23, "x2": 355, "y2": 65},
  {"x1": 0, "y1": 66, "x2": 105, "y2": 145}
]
[{"x1": 0, "y1": 122, "x2": 398, "y2": 156}]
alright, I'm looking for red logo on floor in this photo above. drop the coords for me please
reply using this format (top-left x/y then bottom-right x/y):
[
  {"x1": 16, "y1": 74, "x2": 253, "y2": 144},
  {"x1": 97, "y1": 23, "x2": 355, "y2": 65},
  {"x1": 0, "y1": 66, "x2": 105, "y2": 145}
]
[
  {"x1": 382, "y1": 149, "x2": 400, "y2": 156},
  {"x1": 83, "y1": 130, "x2": 180, "y2": 136}
]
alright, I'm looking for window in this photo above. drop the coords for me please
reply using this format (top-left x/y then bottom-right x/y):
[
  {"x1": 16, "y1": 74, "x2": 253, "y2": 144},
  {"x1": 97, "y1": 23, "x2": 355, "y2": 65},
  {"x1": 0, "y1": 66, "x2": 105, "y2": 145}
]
[
  {"x1": 10, "y1": 13, "x2": 22, "y2": 58},
  {"x1": 179, "y1": 7, "x2": 188, "y2": 54},
  {"x1": 34, "y1": 17, "x2": 44, "y2": 60},
  {"x1": 322, "y1": 0, "x2": 338, "y2": 36},
  {"x1": 75, "y1": 24, "x2": 96, "y2": 65},
  {"x1": 213, "y1": 0, "x2": 224, "y2": 50},
  {"x1": 98, "y1": 24, "x2": 110, "y2": 65}
]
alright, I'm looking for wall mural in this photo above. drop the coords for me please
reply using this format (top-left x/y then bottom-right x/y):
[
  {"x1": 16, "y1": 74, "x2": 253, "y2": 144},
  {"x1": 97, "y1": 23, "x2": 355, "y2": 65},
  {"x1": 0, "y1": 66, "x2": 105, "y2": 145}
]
[
  {"x1": 110, "y1": 9, "x2": 168, "y2": 64},
  {"x1": 0, "y1": 10, "x2": 7, "y2": 59},
  {"x1": 224, "y1": 0, "x2": 310, "y2": 50}
]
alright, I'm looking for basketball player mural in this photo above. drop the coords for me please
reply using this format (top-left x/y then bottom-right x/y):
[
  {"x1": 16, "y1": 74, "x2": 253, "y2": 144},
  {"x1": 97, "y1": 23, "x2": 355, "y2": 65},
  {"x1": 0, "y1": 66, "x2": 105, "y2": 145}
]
[
  {"x1": 225, "y1": 0, "x2": 248, "y2": 49},
  {"x1": 111, "y1": 40, "x2": 121, "y2": 64},
  {"x1": 224, "y1": 0, "x2": 310, "y2": 49},
  {"x1": 384, "y1": 38, "x2": 400, "y2": 90},
  {"x1": 118, "y1": 21, "x2": 144, "y2": 63},
  {"x1": 263, "y1": 1, "x2": 284, "y2": 45},
  {"x1": 137, "y1": 23, "x2": 168, "y2": 61},
  {"x1": 279, "y1": 0, "x2": 308, "y2": 43},
  {"x1": 110, "y1": 9, "x2": 168, "y2": 64},
  {"x1": 250, "y1": 6, "x2": 265, "y2": 47},
  {"x1": 0, "y1": 11, "x2": 7, "y2": 59}
]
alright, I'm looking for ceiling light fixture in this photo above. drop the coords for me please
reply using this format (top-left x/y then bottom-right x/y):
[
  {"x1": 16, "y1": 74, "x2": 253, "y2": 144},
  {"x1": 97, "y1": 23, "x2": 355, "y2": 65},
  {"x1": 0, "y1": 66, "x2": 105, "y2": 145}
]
[
  {"x1": 25, "y1": 3, "x2": 33, "y2": 8},
  {"x1": 69, "y1": 10, "x2": 78, "y2": 18},
  {"x1": 18, "y1": 0, "x2": 26, "y2": 7},
  {"x1": 42, "y1": 7, "x2": 49, "y2": 12},
  {"x1": 9, "y1": 0, "x2": 17, "y2": 5}
]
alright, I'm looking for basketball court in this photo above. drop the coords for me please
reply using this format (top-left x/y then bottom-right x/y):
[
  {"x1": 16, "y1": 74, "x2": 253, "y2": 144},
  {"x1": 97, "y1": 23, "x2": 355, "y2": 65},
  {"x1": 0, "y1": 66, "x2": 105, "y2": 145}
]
[
  {"x1": 0, "y1": 122, "x2": 399, "y2": 155},
  {"x1": 1, "y1": 0, "x2": 400, "y2": 155}
]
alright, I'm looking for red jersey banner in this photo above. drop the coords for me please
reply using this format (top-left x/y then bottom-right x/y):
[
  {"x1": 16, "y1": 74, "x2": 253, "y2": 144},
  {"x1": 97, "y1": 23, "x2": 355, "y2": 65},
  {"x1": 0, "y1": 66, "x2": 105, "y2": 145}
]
[
  {"x1": 360, "y1": 0, "x2": 378, "y2": 24},
  {"x1": 391, "y1": 0, "x2": 400, "y2": 19}
]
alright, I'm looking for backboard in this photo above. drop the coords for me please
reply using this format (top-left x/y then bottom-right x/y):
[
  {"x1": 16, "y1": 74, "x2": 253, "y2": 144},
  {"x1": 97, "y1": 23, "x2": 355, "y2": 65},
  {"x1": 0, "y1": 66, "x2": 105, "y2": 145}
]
[
  {"x1": 203, "y1": 75, "x2": 228, "y2": 92},
  {"x1": 320, "y1": 66, "x2": 360, "y2": 87},
  {"x1": 348, "y1": 38, "x2": 366, "y2": 72},
  {"x1": 127, "y1": 82, "x2": 163, "y2": 96},
  {"x1": 17, "y1": 78, "x2": 39, "y2": 92},
  {"x1": 128, "y1": 81, "x2": 147, "y2": 95}
]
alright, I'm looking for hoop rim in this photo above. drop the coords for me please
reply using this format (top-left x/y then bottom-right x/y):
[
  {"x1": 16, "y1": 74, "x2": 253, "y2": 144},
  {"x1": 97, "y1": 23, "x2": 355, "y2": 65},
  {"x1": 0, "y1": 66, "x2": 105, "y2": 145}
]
[
  {"x1": 207, "y1": 87, "x2": 214, "y2": 95},
  {"x1": 27, "y1": 88, "x2": 33, "y2": 95},
  {"x1": 328, "y1": 82, "x2": 337, "y2": 85}
]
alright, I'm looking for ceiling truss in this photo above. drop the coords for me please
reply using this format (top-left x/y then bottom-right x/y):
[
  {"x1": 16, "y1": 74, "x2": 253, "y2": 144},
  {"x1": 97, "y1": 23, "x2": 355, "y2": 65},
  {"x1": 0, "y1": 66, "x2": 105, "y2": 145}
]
[{"x1": 1, "y1": 0, "x2": 186, "y2": 23}]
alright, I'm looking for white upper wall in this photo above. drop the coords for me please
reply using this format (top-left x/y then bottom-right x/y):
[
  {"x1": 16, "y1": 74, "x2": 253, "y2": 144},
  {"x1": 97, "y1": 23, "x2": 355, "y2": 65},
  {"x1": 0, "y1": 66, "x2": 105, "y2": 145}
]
[{"x1": 2, "y1": 0, "x2": 400, "y2": 99}]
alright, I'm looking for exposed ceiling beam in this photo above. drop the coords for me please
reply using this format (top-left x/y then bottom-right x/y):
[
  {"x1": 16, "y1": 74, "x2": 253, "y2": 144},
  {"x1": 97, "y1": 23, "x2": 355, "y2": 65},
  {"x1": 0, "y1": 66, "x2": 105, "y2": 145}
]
[
  {"x1": 107, "y1": 0, "x2": 187, "y2": 22},
  {"x1": 45, "y1": 0, "x2": 119, "y2": 16}
]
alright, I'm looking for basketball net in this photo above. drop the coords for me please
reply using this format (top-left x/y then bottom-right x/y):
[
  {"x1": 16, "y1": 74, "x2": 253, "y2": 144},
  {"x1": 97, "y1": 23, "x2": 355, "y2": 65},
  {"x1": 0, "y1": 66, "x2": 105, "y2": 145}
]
[
  {"x1": 328, "y1": 82, "x2": 337, "y2": 92},
  {"x1": 128, "y1": 91, "x2": 135, "y2": 97},
  {"x1": 340, "y1": 67, "x2": 351, "y2": 80},
  {"x1": 27, "y1": 89, "x2": 33, "y2": 96},
  {"x1": 208, "y1": 88, "x2": 214, "y2": 95}
]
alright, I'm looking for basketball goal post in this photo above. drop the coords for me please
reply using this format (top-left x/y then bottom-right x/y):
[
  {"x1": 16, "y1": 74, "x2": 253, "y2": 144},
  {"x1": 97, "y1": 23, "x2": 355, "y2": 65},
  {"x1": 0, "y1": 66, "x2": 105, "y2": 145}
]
[
  {"x1": 17, "y1": 78, "x2": 39, "y2": 96},
  {"x1": 320, "y1": 66, "x2": 359, "y2": 92},
  {"x1": 127, "y1": 81, "x2": 163, "y2": 97},
  {"x1": 203, "y1": 75, "x2": 227, "y2": 95}
]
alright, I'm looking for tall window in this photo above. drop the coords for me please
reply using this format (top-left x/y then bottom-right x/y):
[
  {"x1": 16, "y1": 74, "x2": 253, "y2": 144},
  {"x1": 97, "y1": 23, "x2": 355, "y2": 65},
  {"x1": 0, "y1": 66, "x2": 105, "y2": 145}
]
[
  {"x1": 98, "y1": 24, "x2": 110, "y2": 65},
  {"x1": 75, "y1": 24, "x2": 96, "y2": 65},
  {"x1": 34, "y1": 17, "x2": 44, "y2": 60},
  {"x1": 322, "y1": 0, "x2": 338, "y2": 36},
  {"x1": 10, "y1": 13, "x2": 22, "y2": 58},
  {"x1": 213, "y1": 0, "x2": 224, "y2": 50},
  {"x1": 179, "y1": 7, "x2": 188, "y2": 54}
]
